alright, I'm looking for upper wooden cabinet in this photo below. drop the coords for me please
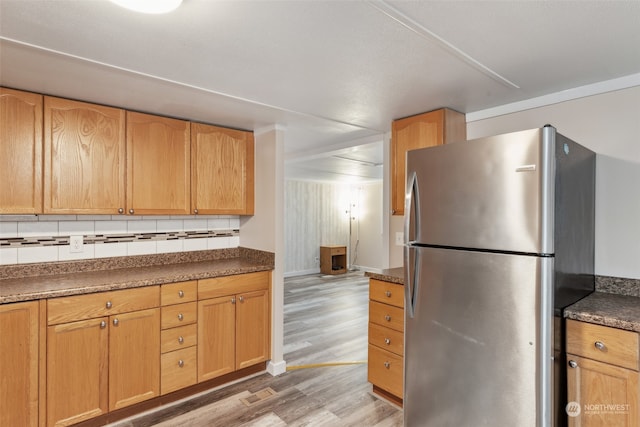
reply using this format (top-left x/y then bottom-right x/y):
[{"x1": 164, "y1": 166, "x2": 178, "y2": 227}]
[
  {"x1": 0, "y1": 88, "x2": 43, "y2": 214},
  {"x1": 391, "y1": 108, "x2": 466, "y2": 215},
  {"x1": 44, "y1": 97, "x2": 126, "y2": 214},
  {"x1": 126, "y1": 111, "x2": 191, "y2": 215},
  {"x1": 191, "y1": 123, "x2": 255, "y2": 215}
]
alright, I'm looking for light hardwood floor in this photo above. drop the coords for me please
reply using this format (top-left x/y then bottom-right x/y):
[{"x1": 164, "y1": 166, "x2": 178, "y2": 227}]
[{"x1": 110, "y1": 272, "x2": 403, "y2": 426}]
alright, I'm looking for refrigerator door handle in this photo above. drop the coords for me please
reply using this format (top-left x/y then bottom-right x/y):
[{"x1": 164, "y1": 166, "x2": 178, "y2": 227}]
[{"x1": 404, "y1": 171, "x2": 420, "y2": 319}]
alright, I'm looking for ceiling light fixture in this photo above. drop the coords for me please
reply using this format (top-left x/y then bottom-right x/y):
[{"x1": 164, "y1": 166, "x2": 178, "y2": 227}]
[{"x1": 110, "y1": 0, "x2": 182, "y2": 14}]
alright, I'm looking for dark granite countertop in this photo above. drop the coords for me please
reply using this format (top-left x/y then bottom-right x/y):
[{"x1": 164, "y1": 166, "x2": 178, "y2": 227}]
[
  {"x1": 0, "y1": 248, "x2": 274, "y2": 304},
  {"x1": 365, "y1": 267, "x2": 404, "y2": 285},
  {"x1": 564, "y1": 292, "x2": 640, "y2": 333}
]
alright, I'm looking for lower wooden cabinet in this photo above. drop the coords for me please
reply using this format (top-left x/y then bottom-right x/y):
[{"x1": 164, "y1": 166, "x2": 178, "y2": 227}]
[
  {"x1": 0, "y1": 300, "x2": 40, "y2": 427},
  {"x1": 198, "y1": 271, "x2": 271, "y2": 382},
  {"x1": 367, "y1": 278, "x2": 405, "y2": 403},
  {"x1": 566, "y1": 319, "x2": 639, "y2": 427}
]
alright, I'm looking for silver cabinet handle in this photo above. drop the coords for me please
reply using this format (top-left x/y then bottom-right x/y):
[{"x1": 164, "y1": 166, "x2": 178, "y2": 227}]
[
  {"x1": 384, "y1": 338, "x2": 391, "y2": 345},
  {"x1": 100, "y1": 321, "x2": 107, "y2": 329},
  {"x1": 118, "y1": 208, "x2": 124, "y2": 214},
  {"x1": 239, "y1": 296, "x2": 244, "y2": 303},
  {"x1": 385, "y1": 291, "x2": 391, "y2": 297},
  {"x1": 568, "y1": 360, "x2": 578, "y2": 368},
  {"x1": 177, "y1": 313, "x2": 184, "y2": 321},
  {"x1": 385, "y1": 315, "x2": 391, "y2": 322},
  {"x1": 112, "y1": 318, "x2": 119, "y2": 326},
  {"x1": 178, "y1": 336, "x2": 184, "y2": 344},
  {"x1": 231, "y1": 297, "x2": 236, "y2": 304},
  {"x1": 178, "y1": 359, "x2": 184, "y2": 368},
  {"x1": 178, "y1": 290, "x2": 184, "y2": 298},
  {"x1": 194, "y1": 208, "x2": 199, "y2": 214},
  {"x1": 384, "y1": 361, "x2": 390, "y2": 369},
  {"x1": 129, "y1": 208, "x2": 134, "y2": 214},
  {"x1": 594, "y1": 341, "x2": 606, "y2": 351},
  {"x1": 106, "y1": 301, "x2": 112, "y2": 309}
]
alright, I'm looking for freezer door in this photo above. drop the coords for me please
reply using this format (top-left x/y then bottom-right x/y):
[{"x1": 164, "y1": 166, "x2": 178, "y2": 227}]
[
  {"x1": 404, "y1": 247, "x2": 553, "y2": 427},
  {"x1": 405, "y1": 127, "x2": 554, "y2": 254}
]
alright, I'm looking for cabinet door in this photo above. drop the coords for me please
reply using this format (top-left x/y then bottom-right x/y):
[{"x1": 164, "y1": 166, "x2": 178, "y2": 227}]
[
  {"x1": 236, "y1": 289, "x2": 270, "y2": 369},
  {"x1": 191, "y1": 123, "x2": 254, "y2": 215},
  {"x1": 197, "y1": 296, "x2": 235, "y2": 381},
  {"x1": 567, "y1": 353, "x2": 639, "y2": 427},
  {"x1": 0, "y1": 88, "x2": 43, "y2": 214},
  {"x1": 0, "y1": 301, "x2": 39, "y2": 427},
  {"x1": 47, "y1": 318, "x2": 109, "y2": 427},
  {"x1": 126, "y1": 111, "x2": 190, "y2": 215},
  {"x1": 391, "y1": 108, "x2": 465, "y2": 215},
  {"x1": 109, "y1": 308, "x2": 160, "y2": 411},
  {"x1": 44, "y1": 96, "x2": 126, "y2": 214}
]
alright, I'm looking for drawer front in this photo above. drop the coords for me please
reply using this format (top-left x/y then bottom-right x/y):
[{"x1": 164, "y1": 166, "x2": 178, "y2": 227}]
[
  {"x1": 161, "y1": 302, "x2": 197, "y2": 330},
  {"x1": 369, "y1": 300, "x2": 404, "y2": 332},
  {"x1": 330, "y1": 246, "x2": 345, "y2": 255},
  {"x1": 368, "y1": 344, "x2": 403, "y2": 398},
  {"x1": 198, "y1": 271, "x2": 270, "y2": 300},
  {"x1": 161, "y1": 346, "x2": 197, "y2": 395},
  {"x1": 369, "y1": 279, "x2": 404, "y2": 308},
  {"x1": 161, "y1": 324, "x2": 197, "y2": 353},
  {"x1": 161, "y1": 281, "x2": 197, "y2": 306},
  {"x1": 47, "y1": 286, "x2": 159, "y2": 325},
  {"x1": 369, "y1": 322, "x2": 404, "y2": 356},
  {"x1": 566, "y1": 319, "x2": 639, "y2": 371}
]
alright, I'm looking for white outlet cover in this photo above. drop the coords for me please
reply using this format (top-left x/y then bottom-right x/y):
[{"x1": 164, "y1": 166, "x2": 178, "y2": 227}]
[
  {"x1": 395, "y1": 232, "x2": 404, "y2": 246},
  {"x1": 70, "y1": 235, "x2": 84, "y2": 253}
]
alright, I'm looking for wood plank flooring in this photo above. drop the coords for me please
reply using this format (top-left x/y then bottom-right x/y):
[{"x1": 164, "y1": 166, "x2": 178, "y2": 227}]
[{"x1": 109, "y1": 272, "x2": 403, "y2": 426}]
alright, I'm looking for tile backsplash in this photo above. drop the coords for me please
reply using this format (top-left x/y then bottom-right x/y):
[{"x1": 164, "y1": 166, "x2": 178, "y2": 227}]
[{"x1": 0, "y1": 214, "x2": 240, "y2": 265}]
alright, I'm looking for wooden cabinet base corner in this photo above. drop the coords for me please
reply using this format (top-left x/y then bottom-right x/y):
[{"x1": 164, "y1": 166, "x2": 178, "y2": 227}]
[{"x1": 372, "y1": 385, "x2": 403, "y2": 408}]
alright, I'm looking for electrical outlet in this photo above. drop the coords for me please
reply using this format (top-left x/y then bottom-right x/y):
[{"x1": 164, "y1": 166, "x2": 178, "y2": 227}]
[
  {"x1": 70, "y1": 235, "x2": 83, "y2": 253},
  {"x1": 395, "y1": 232, "x2": 404, "y2": 246}
]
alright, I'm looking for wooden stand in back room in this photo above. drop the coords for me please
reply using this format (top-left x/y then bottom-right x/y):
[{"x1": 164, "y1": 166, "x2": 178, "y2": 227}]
[{"x1": 320, "y1": 246, "x2": 347, "y2": 275}]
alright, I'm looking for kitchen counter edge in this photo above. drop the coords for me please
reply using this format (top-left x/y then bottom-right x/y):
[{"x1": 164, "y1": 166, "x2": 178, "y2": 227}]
[{"x1": 564, "y1": 291, "x2": 640, "y2": 333}]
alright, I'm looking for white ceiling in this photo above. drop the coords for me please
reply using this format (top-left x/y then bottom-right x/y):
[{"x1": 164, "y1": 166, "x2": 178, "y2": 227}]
[{"x1": 1, "y1": 0, "x2": 639, "y2": 182}]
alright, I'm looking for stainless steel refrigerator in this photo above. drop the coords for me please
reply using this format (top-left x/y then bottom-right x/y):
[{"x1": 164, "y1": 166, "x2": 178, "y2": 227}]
[{"x1": 403, "y1": 126, "x2": 595, "y2": 427}]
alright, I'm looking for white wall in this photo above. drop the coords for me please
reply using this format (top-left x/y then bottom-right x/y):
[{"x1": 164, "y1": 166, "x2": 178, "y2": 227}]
[{"x1": 467, "y1": 86, "x2": 640, "y2": 279}]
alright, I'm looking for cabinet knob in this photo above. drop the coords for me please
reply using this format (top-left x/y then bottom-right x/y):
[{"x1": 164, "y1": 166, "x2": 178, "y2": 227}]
[
  {"x1": 384, "y1": 338, "x2": 391, "y2": 345},
  {"x1": 118, "y1": 208, "x2": 124, "y2": 214},
  {"x1": 239, "y1": 296, "x2": 244, "y2": 303},
  {"x1": 178, "y1": 290, "x2": 184, "y2": 298},
  {"x1": 384, "y1": 361, "x2": 390, "y2": 369},
  {"x1": 178, "y1": 336, "x2": 184, "y2": 344},
  {"x1": 391, "y1": 209, "x2": 396, "y2": 215},
  {"x1": 112, "y1": 318, "x2": 119, "y2": 326},
  {"x1": 568, "y1": 360, "x2": 578, "y2": 368},
  {"x1": 194, "y1": 208, "x2": 199, "y2": 214},
  {"x1": 106, "y1": 301, "x2": 112, "y2": 309},
  {"x1": 177, "y1": 313, "x2": 184, "y2": 321},
  {"x1": 178, "y1": 359, "x2": 184, "y2": 368},
  {"x1": 385, "y1": 291, "x2": 392, "y2": 297},
  {"x1": 385, "y1": 315, "x2": 391, "y2": 322},
  {"x1": 231, "y1": 297, "x2": 236, "y2": 304},
  {"x1": 594, "y1": 341, "x2": 606, "y2": 351},
  {"x1": 100, "y1": 321, "x2": 107, "y2": 329},
  {"x1": 129, "y1": 208, "x2": 134, "y2": 214}
]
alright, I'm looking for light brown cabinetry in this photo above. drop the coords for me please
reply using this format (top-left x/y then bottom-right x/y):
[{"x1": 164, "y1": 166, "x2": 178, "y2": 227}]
[
  {"x1": 44, "y1": 96, "x2": 126, "y2": 214},
  {"x1": 191, "y1": 123, "x2": 254, "y2": 215},
  {"x1": 320, "y1": 245, "x2": 347, "y2": 275},
  {"x1": 566, "y1": 319, "x2": 639, "y2": 427},
  {"x1": 197, "y1": 271, "x2": 271, "y2": 382},
  {"x1": 46, "y1": 286, "x2": 160, "y2": 427},
  {"x1": 126, "y1": 111, "x2": 191, "y2": 215},
  {"x1": 391, "y1": 108, "x2": 466, "y2": 215},
  {"x1": 368, "y1": 278, "x2": 405, "y2": 404},
  {"x1": 0, "y1": 301, "x2": 40, "y2": 427},
  {"x1": 160, "y1": 281, "x2": 198, "y2": 395},
  {"x1": 0, "y1": 88, "x2": 43, "y2": 214}
]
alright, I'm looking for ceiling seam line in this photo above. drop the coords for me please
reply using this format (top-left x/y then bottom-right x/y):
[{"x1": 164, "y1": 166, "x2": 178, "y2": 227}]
[{"x1": 367, "y1": 0, "x2": 521, "y2": 90}]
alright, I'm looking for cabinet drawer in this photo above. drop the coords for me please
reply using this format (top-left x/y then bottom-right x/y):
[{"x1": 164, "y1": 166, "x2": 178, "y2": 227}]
[
  {"x1": 368, "y1": 344, "x2": 403, "y2": 398},
  {"x1": 161, "y1": 302, "x2": 197, "y2": 330},
  {"x1": 566, "y1": 319, "x2": 639, "y2": 371},
  {"x1": 369, "y1": 322, "x2": 404, "y2": 356},
  {"x1": 161, "y1": 281, "x2": 197, "y2": 306},
  {"x1": 161, "y1": 324, "x2": 197, "y2": 353},
  {"x1": 369, "y1": 300, "x2": 404, "y2": 332},
  {"x1": 198, "y1": 271, "x2": 270, "y2": 300},
  {"x1": 370, "y1": 279, "x2": 404, "y2": 308},
  {"x1": 47, "y1": 286, "x2": 159, "y2": 325},
  {"x1": 161, "y1": 346, "x2": 197, "y2": 395},
  {"x1": 330, "y1": 246, "x2": 345, "y2": 255}
]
